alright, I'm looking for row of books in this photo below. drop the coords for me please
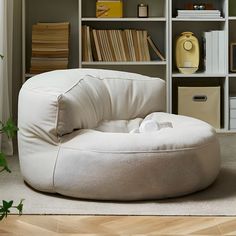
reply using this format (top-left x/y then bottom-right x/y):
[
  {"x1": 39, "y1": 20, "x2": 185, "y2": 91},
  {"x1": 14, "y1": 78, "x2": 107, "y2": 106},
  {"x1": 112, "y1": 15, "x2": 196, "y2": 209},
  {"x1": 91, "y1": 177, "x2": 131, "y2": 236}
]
[
  {"x1": 82, "y1": 25, "x2": 165, "y2": 62},
  {"x1": 30, "y1": 22, "x2": 70, "y2": 74},
  {"x1": 177, "y1": 10, "x2": 221, "y2": 19},
  {"x1": 203, "y1": 30, "x2": 225, "y2": 73}
]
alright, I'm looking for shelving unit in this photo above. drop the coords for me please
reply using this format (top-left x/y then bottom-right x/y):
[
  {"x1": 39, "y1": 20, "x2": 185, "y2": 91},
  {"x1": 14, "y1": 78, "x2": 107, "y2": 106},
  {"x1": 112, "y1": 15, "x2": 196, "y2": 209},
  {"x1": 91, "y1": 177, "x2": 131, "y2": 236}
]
[
  {"x1": 22, "y1": 0, "x2": 236, "y2": 132},
  {"x1": 169, "y1": 0, "x2": 229, "y2": 131}
]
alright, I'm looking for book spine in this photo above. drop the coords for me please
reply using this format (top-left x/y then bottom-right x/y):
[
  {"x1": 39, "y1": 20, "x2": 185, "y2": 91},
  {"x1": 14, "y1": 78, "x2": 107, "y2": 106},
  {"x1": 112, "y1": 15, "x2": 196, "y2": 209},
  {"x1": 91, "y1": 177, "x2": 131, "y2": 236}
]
[
  {"x1": 92, "y1": 29, "x2": 102, "y2": 61},
  {"x1": 212, "y1": 31, "x2": 219, "y2": 73},
  {"x1": 110, "y1": 30, "x2": 121, "y2": 61},
  {"x1": 114, "y1": 30, "x2": 123, "y2": 61},
  {"x1": 117, "y1": 30, "x2": 127, "y2": 61},
  {"x1": 147, "y1": 36, "x2": 165, "y2": 61},
  {"x1": 121, "y1": 30, "x2": 131, "y2": 61},
  {"x1": 128, "y1": 30, "x2": 136, "y2": 61},
  {"x1": 86, "y1": 26, "x2": 93, "y2": 62},
  {"x1": 218, "y1": 30, "x2": 225, "y2": 73},
  {"x1": 143, "y1": 30, "x2": 151, "y2": 61},
  {"x1": 124, "y1": 29, "x2": 133, "y2": 61},
  {"x1": 205, "y1": 32, "x2": 212, "y2": 73}
]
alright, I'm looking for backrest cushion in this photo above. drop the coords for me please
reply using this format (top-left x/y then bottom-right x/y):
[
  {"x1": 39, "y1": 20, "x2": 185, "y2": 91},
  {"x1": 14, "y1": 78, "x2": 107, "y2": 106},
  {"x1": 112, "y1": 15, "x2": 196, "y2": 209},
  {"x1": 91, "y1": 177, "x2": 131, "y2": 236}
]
[{"x1": 57, "y1": 75, "x2": 166, "y2": 136}]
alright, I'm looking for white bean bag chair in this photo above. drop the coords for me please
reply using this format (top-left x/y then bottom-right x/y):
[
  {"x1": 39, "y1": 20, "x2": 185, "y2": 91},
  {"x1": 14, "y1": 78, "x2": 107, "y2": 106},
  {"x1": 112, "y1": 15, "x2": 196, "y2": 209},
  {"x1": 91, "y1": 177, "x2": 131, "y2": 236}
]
[{"x1": 18, "y1": 69, "x2": 220, "y2": 201}]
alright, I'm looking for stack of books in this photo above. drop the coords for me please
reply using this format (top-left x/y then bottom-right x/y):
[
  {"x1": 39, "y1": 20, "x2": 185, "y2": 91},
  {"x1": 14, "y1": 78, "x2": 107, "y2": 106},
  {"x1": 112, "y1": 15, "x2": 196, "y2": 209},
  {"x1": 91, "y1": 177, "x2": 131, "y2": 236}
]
[
  {"x1": 177, "y1": 10, "x2": 221, "y2": 19},
  {"x1": 30, "y1": 22, "x2": 70, "y2": 74},
  {"x1": 202, "y1": 30, "x2": 226, "y2": 73},
  {"x1": 82, "y1": 25, "x2": 165, "y2": 62}
]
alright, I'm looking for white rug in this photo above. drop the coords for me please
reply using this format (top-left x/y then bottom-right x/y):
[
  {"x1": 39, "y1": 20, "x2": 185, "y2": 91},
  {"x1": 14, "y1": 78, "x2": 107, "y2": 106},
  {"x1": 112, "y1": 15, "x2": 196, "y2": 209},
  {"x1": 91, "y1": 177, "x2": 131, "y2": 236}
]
[{"x1": 1, "y1": 134, "x2": 236, "y2": 216}]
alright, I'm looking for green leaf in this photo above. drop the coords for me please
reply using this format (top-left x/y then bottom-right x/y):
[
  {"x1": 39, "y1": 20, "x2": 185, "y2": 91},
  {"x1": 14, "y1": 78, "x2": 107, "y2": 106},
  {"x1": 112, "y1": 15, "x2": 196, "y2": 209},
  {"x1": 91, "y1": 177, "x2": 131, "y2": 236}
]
[
  {"x1": 0, "y1": 152, "x2": 11, "y2": 173},
  {"x1": 15, "y1": 199, "x2": 24, "y2": 215},
  {"x1": 0, "y1": 200, "x2": 13, "y2": 219},
  {"x1": 0, "y1": 54, "x2": 3, "y2": 60},
  {"x1": 3, "y1": 200, "x2": 13, "y2": 210},
  {"x1": 0, "y1": 199, "x2": 24, "y2": 221},
  {"x1": 0, "y1": 118, "x2": 18, "y2": 139}
]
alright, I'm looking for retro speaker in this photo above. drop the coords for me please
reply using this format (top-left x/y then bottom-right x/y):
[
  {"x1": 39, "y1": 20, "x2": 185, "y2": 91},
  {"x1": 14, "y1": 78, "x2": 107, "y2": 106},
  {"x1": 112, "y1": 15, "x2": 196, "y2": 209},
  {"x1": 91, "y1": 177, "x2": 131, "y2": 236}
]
[{"x1": 176, "y1": 32, "x2": 200, "y2": 74}]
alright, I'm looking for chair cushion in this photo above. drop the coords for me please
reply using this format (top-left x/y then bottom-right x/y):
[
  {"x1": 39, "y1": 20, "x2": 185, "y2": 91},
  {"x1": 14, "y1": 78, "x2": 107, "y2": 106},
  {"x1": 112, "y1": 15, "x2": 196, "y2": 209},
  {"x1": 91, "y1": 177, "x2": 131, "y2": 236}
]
[
  {"x1": 61, "y1": 112, "x2": 216, "y2": 153},
  {"x1": 52, "y1": 112, "x2": 220, "y2": 200}
]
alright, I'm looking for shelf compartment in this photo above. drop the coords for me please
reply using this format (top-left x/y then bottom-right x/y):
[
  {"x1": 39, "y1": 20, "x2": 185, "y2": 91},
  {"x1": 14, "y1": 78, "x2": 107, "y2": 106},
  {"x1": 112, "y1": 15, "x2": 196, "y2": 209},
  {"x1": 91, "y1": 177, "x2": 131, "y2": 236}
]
[
  {"x1": 171, "y1": 21, "x2": 226, "y2": 73},
  {"x1": 82, "y1": 0, "x2": 166, "y2": 18},
  {"x1": 229, "y1": 21, "x2": 236, "y2": 74},
  {"x1": 229, "y1": 77, "x2": 236, "y2": 131},
  {"x1": 24, "y1": 0, "x2": 79, "y2": 75},
  {"x1": 229, "y1": 0, "x2": 236, "y2": 17},
  {"x1": 172, "y1": 0, "x2": 226, "y2": 18},
  {"x1": 172, "y1": 77, "x2": 226, "y2": 129},
  {"x1": 229, "y1": 77, "x2": 236, "y2": 96},
  {"x1": 82, "y1": 21, "x2": 167, "y2": 62}
]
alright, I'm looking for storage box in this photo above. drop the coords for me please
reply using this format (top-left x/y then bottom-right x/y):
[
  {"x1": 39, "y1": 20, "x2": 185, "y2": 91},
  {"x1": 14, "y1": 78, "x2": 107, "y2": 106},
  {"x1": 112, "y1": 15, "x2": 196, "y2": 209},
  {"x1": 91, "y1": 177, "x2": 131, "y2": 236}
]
[
  {"x1": 178, "y1": 86, "x2": 221, "y2": 128},
  {"x1": 96, "y1": 1, "x2": 123, "y2": 18},
  {"x1": 229, "y1": 96, "x2": 236, "y2": 129}
]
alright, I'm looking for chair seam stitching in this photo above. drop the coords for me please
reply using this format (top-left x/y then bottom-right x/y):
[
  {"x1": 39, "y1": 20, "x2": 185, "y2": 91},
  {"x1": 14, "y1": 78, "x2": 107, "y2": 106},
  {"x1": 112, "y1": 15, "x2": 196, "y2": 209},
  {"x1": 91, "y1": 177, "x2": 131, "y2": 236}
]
[{"x1": 52, "y1": 145, "x2": 61, "y2": 190}]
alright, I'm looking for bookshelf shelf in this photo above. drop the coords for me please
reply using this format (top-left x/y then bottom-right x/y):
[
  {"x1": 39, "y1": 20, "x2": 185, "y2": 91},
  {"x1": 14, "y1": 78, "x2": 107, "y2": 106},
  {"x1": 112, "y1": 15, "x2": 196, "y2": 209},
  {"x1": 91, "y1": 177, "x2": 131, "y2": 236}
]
[
  {"x1": 172, "y1": 72, "x2": 227, "y2": 78},
  {"x1": 82, "y1": 61, "x2": 167, "y2": 66},
  {"x1": 229, "y1": 16, "x2": 236, "y2": 20},
  {"x1": 82, "y1": 17, "x2": 167, "y2": 22},
  {"x1": 172, "y1": 18, "x2": 226, "y2": 22}
]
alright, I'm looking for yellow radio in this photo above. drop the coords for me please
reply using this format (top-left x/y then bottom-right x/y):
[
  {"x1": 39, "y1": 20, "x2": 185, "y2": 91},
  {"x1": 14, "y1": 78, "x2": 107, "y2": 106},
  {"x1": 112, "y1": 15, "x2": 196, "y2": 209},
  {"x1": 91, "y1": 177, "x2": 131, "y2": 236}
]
[
  {"x1": 96, "y1": 1, "x2": 123, "y2": 18},
  {"x1": 176, "y1": 32, "x2": 199, "y2": 74}
]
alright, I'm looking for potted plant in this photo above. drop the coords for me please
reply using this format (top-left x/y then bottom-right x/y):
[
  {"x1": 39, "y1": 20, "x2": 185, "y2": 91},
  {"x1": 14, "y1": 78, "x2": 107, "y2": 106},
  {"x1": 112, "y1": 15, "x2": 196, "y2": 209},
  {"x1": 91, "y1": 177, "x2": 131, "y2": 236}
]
[{"x1": 0, "y1": 54, "x2": 23, "y2": 220}]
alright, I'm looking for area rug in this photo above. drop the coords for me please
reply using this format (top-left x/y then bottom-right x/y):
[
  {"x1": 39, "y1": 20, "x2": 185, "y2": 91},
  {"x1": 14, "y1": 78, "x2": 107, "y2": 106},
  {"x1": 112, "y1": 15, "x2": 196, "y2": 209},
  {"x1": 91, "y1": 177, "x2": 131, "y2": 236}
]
[{"x1": 1, "y1": 134, "x2": 236, "y2": 216}]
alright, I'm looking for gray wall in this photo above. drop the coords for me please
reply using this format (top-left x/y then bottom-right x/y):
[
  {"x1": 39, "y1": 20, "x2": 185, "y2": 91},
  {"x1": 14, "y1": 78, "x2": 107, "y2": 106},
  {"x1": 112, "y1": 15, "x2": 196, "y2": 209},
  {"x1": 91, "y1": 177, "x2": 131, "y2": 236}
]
[{"x1": 12, "y1": 0, "x2": 22, "y2": 122}]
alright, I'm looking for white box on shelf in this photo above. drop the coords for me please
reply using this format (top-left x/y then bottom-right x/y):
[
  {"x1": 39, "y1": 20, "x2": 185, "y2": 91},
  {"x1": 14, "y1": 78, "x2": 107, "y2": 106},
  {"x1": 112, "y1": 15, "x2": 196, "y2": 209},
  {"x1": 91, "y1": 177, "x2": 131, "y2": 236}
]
[
  {"x1": 218, "y1": 31, "x2": 226, "y2": 73},
  {"x1": 212, "y1": 31, "x2": 219, "y2": 73},
  {"x1": 230, "y1": 109, "x2": 236, "y2": 118},
  {"x1": 230, "y1": 96, "x2": 236, "y2": 109},
  {"x1": 203, "y1": 31, "x2": 212, "y2": 73},
  {"x1": 230, "y1": 118, "x2": 236, "y2": 129}
]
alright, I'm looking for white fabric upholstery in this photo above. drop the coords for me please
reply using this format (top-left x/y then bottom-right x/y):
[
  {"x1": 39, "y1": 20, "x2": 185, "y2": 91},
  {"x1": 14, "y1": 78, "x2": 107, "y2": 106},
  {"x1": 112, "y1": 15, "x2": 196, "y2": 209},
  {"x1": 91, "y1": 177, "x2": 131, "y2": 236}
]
[{"x1": 18, "y1": 69, "x2": 220, "y2": 200}]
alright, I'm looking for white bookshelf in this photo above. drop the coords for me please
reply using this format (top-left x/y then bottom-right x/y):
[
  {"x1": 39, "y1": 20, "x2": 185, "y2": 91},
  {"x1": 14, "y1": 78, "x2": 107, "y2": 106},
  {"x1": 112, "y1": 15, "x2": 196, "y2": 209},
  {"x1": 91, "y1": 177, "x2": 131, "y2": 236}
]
[
  {"x1": 22, "y1": 0, "x2": 236, "y2": 132},
  {"x1": 170, "y1": 0, "x2": 231, "y2": 131}
]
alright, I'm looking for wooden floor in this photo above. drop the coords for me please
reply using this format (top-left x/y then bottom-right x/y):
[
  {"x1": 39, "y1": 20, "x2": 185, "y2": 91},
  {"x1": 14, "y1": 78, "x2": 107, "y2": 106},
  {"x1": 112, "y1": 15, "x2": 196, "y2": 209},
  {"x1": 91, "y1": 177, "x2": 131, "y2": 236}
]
[{"x1": 1, "y1": 216, "x2": 236, "y2": 235}]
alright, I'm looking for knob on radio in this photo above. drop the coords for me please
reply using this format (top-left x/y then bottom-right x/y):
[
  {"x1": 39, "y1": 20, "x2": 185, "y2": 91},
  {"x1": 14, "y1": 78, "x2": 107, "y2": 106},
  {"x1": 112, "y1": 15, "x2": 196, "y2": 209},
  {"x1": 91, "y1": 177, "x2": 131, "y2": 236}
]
[{"x1": 183, "y1": 40, "x2": 193, "y2": 51}]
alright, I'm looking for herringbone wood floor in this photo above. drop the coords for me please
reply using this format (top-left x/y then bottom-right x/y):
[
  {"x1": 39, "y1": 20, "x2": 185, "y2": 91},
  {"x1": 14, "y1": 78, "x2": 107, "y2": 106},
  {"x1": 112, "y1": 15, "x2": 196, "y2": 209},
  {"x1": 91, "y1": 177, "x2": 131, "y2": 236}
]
[{"x1": 1, "y1": 216, "x2": 236, "y2": 235}]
